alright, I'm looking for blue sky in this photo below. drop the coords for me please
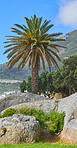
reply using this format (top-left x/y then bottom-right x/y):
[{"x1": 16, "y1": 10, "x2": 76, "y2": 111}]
[{"x1": 0, "y1": 0, "x2": 77, "y2": 64}]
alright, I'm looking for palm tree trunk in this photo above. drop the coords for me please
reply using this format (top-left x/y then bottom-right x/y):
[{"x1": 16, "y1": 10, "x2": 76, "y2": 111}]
[{"x1": 32, "y1": 60, "x2": 38, "y2": 94}]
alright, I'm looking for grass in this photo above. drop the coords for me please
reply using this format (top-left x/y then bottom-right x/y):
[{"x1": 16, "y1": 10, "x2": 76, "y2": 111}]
[{"x1": 0, "y1": 143, "x2": 77, "y2": 148}]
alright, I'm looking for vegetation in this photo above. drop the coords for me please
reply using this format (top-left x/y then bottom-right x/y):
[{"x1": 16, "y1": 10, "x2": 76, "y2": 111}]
[
  {"x1": 20, "y1": 71, "x2": 54, "y2": 96},
  {"x1": 20, "y1": 55, "x2": 77, "y2": 96},
  {"x1": 20, "y1": 80, "x2": 27, "y2": 92},
  {"x1": 0, "y1": 143, "x2": 77, "y2": 148},
  {"x1": 53, "y1": 55, "x2": 77, "y2": 95},
  {"x1": 1, "y1": 107, "x2": 65, "y2": 133},
  {"x1": 26, "y1": 76, "x2": 32, "y2": 92},
  {"x1": 48, "y1": 110, "x2": 65, "y2": 133},
  {"x1": 4, "y1": 14, "x2": 65, "y2": 94},
  {"x1": 2, "y1": 108, "x2": 17, "y2": 117}
]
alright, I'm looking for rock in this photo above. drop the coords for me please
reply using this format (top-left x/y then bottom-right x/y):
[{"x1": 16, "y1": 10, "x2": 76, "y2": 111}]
[
  {"x1": 54, "y1": 93, "x2": 63, "y2": 99},
  {"x1": 0, "y1": 92, "x2": 55, "y2": 113},
  {"x1": 1, "y1": 91, "x2": 77, "y2": 142},
  {"x1": 61, "y1": 120, "x2": 77, "y2": 142},
  {"x1": 0, "y1": 92, "x2": 57, "y2": 115},
  {"x1": 1, "y1": 100, "x2": 56, "y2": 115},
  {"x1": 58, "y1": 92, "x2": 77, "y2": 142},
  {"x1": 0, "y1": 114, "x2": 40, "y2": 144}
]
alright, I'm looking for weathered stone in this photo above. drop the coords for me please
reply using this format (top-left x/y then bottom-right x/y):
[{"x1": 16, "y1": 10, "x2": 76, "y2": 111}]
[
  {"x1": 0, "y1": 92, "x2": 55, "y2": 113},
  {"x1": 61, "y1": 120, "x2": 77, "y2": 142},
  {"x1": 1, "y1": 99, "x2": 56, "y2": 115},
  {"x1": 1, "y1": 91, "x2": 77, "y2": 142},
  {"x1": 54, "y1": 93, "x2": 63, "y2": 99},
  {"x1": 0, "y1": 114, "x2": 40, "y2": 144},
  {"x1": 58, "y1": 92, "x2": 77, "y2": 142}
]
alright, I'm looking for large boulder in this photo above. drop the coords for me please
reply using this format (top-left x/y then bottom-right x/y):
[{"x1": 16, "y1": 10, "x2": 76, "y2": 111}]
[
  {"x1": 1, "y1": 91, "x2": 77, "y2": 142},
  {"x1": 0, "y1": 114, "x2": 40, "y2": 144},
  {"x1": 58, "y1": 92, "x2": 77, "y2": 142},
  {"x1": 0, "y1": 92, "x2": 56, "y2": 113},
  {"x1": 1, "y1": 100, "x2": 56, "y2": 115}
]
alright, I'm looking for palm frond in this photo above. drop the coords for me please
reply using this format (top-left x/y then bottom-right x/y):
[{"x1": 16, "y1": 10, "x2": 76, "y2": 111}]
[
  {"x1": 42, "y1": 24, "x2": 54, "y2": 34},
  {"x1": 4, "y1": 15, "x2": 66, "y2": 73},
  {"x1": 14, "y1": 24, "x2": 28, "y2": 33}
]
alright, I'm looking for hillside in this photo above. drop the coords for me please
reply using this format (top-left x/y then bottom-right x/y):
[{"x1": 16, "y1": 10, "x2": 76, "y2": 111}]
[
  {"x1": 58, "y1": 30, "x2": 77, "y2": 59},
  {"x1": 0, "y1": 30, "x2": 77, "y2": 80}
]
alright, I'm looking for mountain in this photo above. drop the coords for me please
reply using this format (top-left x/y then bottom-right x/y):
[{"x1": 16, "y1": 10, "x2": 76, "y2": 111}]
[
  {"x1": 0, "y1": 30, "x2": 77, "y2": 80},
  {"x1": 58, "y1": 30, "x2": 77, "y2": 59}
]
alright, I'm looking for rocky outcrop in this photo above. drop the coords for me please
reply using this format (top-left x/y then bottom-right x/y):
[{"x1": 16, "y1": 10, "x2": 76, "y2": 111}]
[
  {"x1": 0, "y1": 92, "x2": 77, "y2": 143},
  {"x1": 0, "y1": 114, "x2": 40, "y2": 144},
  {"x1": 58, "y1": 92, "x2": 77, "y2": 142},
  {"x1": 0, "y1": 92, "x2": 56, "y2": 114},
  {"x1": 1, "y1": 100, "x2": 56, "y2": 115}
]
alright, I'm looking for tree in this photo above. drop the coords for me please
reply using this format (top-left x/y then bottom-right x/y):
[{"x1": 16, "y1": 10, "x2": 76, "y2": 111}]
[
  {"x1": 26, "y1": 76, "x2": 32, "y2": 92},
  {"x1": 4, "y1": 15, "x2": 65, "y2": 94},
  {"x1": 46, "y1": 72, "x2": 54, "y2": 94},
  {"x1": 20, "y1": 80, "x2": 26, "y2": 92},
  {"x1": 53, "y1": 55, "x2": 77, "y2": 96},
  {"x1": 38, "y1": 71, "x2": 47, "y2": 95}
]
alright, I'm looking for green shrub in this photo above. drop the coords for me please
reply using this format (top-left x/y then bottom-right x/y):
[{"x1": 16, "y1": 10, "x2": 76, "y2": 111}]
[
  {"x1": 48, "y1": 110, "x2": 65, "y2": 133},
  {"x1": 16, "y1": 107, "x2": 48, "y2": 128},
  {"x1": 2, "y1": 107, "x2": 65, "y2": 133},
  {"x1": 2, "y1": 108, "x2": 17, "y2": 117}
]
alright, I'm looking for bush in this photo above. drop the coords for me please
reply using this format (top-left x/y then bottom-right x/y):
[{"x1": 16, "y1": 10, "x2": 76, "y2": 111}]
[
  {"x1": 16, "y1": 106, "x2": 48, "y2": 128},
  {"x1": 2, "y1": 107, "x2": 65, "y2": 133},
  {"x1": 2, "y1": 108, "x2": 17, "y2": 117},
  {"x1": 48, "y1": 110, "x2": 65, "y2": 133}
]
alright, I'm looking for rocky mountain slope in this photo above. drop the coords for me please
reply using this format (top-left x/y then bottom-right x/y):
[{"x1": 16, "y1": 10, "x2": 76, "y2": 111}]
[{"x1": 58, "y1": 30, "x2": 77, "y2": 59}]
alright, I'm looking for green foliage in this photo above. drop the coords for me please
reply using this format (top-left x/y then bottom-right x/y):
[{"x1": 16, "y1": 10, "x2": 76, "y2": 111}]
[
  {"x1": 20, "y1": 77, "x2": 32, "y2": 93},
  {"x1": 38, "y1": 71, "x2": 54, "y2": 96},
  {"x1": 46, "y1": 72, "x2": 54, "y2": 94},
  {"x1": 20, "y1": 80, "x2": 26, "y2": 92},
  {"x1": 2, "y1": 108, "x2": 17, "y2": 117},
  {"x1": 2, "y1": 107, "x2": 65, "y2": 133},
  {"x1": 26, "y1": 76, "x2": 32, "y2": 92},
  {"x1": 48, "y1": 110, "x2": 65, "y2": 133},
  {"x1": 53, "y1": 55, "x2": 77, "y2": 95},
  {"x1": 24, "y1": 71, "x2": 53, "y2": 95},
  {"x1": 19, "y1": 55, "x2": 77, "y2": 96},
  {"x1": 16, "y1": 107, "x2": 48, "y2": 128},
  {"x1": 38, "y1": 71, "x2": 47, "y2": 94}
]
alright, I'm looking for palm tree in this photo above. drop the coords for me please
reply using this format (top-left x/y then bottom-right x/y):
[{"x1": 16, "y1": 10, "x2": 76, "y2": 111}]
[{"x1": 4, "y1": 15, "x2": 66, "y2": 94}]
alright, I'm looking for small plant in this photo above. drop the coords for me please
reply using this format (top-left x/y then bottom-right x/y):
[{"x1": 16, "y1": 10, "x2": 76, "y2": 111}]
[
  {"x1": 48, "y1": 110, "x2": 65, "y2": 133},
  {"x1": 2, "y1": 108, "x2": 17, "y2": 117},
  {"x1": 55, "y1": 100, "x2": 59, "y2": 103}
]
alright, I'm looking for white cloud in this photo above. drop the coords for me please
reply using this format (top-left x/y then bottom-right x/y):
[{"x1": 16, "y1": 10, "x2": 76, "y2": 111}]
[{"x1": 57, "y1": 0, "x2": 77, "y2": 27}]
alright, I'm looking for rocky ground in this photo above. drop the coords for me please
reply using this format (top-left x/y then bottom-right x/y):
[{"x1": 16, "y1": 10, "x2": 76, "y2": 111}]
[{"x1": 0, "y1": 92, "x2": 77, "y2": 143}]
